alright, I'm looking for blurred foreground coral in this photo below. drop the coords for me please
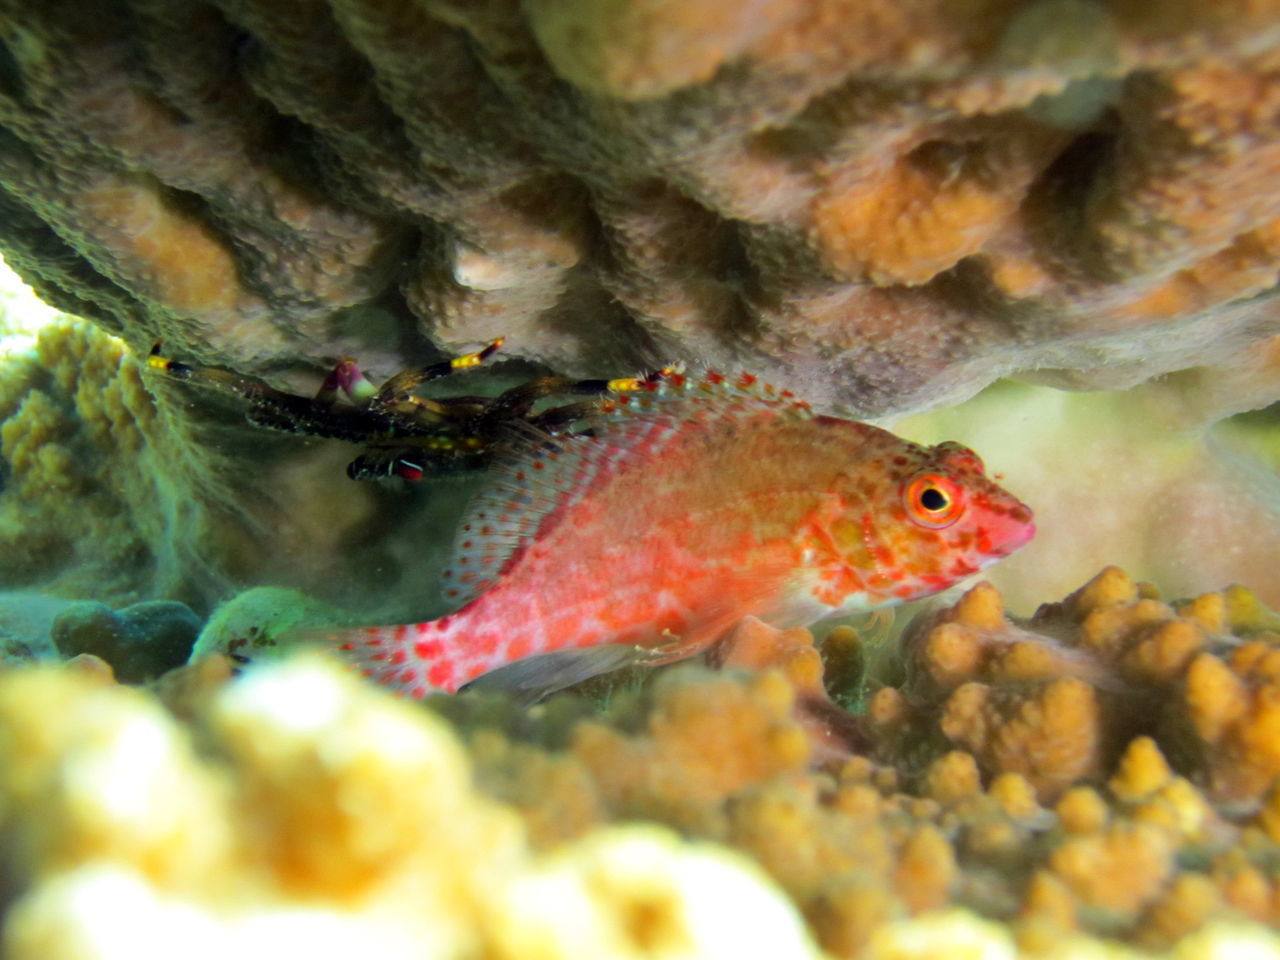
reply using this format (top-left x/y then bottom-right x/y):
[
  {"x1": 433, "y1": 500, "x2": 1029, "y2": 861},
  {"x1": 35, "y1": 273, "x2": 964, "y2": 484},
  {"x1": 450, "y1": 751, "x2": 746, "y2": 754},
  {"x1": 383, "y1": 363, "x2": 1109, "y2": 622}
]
[
  {"x1": 0, "y1": 658, "x2": 822, "y2": 960},
  {"x1": 3, "y1": 569, "x2": 1280, "y2": 958}
]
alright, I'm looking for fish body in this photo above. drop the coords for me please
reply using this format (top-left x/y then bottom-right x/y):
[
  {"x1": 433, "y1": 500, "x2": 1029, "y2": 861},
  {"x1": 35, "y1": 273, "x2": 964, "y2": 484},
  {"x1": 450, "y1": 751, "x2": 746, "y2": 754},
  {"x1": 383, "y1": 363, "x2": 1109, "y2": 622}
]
[{"x1": 323, "y1": 373, "x2": 1035, "y2": 697}]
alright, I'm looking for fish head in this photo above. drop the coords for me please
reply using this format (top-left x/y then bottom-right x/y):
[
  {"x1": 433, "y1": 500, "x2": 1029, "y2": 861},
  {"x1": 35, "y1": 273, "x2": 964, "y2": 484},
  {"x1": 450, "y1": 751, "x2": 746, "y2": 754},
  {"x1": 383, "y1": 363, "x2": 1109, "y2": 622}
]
[{"x1": 825, "y1": 435, "x2": 1035, "y2": 607}]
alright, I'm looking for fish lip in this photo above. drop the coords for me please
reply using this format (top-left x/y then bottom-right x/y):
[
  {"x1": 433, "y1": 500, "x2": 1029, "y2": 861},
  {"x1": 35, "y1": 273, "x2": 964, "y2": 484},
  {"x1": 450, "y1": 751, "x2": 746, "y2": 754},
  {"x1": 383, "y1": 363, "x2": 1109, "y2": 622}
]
[
  {"x1": 986, "y1": 519, "x2": 1036, "y2": 558},
  {"x1": 1003, "y1": 520, "x2": 1037, "y2": 554}
]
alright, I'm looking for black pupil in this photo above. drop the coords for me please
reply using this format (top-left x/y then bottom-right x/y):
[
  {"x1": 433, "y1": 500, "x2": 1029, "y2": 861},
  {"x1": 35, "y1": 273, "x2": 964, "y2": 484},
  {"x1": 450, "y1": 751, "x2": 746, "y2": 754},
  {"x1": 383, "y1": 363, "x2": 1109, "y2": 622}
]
[{"x1": 919, "y1": 486, "x2": 949, "y2": 512}]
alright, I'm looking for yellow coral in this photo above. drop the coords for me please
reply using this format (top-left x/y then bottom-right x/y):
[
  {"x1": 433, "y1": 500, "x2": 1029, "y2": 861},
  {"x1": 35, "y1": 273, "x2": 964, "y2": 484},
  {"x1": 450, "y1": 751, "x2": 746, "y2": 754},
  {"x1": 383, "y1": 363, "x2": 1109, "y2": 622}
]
[
  {"x1": 570, "y1": 668, "x2": 811, "y2": 833},
  {"x1": 0, "y1": 658, "x2": 825, "y2": 960},
  {"x1": 0, "y1": 316, "x2": 251, "y2": 604}
]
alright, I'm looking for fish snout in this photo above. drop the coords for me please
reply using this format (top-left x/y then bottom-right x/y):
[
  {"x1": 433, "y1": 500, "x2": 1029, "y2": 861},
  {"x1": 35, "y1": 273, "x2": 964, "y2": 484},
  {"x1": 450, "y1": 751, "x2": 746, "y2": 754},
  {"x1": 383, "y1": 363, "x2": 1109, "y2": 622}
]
[{"x1": 989, "y1": 503, "x2": 1036, "y2": 557}]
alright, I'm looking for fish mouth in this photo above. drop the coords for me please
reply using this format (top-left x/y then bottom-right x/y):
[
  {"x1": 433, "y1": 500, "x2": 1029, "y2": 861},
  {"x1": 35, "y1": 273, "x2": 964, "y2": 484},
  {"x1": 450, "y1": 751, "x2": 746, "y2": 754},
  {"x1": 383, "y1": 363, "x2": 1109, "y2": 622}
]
[{"x1": 997, "y1": 519, "x2": 1036, "y2": 556}]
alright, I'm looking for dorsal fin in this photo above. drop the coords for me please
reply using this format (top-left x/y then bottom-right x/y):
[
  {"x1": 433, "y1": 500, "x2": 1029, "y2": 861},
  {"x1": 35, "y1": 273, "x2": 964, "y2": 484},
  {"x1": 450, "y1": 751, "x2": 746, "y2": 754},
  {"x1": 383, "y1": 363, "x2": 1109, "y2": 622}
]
[
  {"x1": 438, "y1": 369, "x2": 813, "y2": 607},
  {"x1": 593, "y1": 368, "x2": 814, "y2": 425}
]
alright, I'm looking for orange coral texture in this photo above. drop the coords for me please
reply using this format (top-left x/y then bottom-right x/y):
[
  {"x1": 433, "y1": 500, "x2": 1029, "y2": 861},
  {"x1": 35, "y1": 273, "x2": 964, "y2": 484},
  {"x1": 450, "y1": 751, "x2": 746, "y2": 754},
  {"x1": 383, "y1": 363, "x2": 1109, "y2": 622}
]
[
  {"x1": 455, "y1": 568, "x2": 1280, "y2": 956},
  {"x1": 1, "y1": 1, "x2": 1280, "y2": 414}
]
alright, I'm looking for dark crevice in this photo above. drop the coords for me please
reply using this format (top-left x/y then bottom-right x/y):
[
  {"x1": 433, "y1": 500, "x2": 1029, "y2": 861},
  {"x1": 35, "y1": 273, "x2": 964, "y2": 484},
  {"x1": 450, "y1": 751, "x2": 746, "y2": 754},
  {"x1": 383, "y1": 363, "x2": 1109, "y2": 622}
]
[
  {"x1": 1022, "y1": 121, "x2": 1122, "y2": 281},
  {"x1": 0, "y1": 34, "x2": 27, "y2": 106}
]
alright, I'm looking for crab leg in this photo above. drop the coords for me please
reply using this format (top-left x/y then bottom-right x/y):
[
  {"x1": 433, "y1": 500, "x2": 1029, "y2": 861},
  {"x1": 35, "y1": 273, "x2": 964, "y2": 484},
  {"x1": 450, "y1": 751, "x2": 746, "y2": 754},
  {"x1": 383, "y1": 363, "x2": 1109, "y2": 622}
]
[{"x1": 369, "y1": 337, "x2": 505, "y2": 410}]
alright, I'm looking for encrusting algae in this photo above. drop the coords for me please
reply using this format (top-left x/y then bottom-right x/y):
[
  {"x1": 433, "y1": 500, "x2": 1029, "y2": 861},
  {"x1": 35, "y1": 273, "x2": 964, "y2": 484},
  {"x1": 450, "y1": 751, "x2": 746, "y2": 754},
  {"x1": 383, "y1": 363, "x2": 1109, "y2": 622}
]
[{"x1": 2, "y1": 569, "x2": 1280, "y2": 958}]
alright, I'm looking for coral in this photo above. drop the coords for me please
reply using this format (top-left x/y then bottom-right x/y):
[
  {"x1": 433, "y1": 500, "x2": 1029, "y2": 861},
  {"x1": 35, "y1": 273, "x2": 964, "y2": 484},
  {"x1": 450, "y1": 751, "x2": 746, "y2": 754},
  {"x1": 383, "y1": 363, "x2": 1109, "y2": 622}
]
[
  {"x1": 0, "y1": 2, "x2": 1278, "y2": 423},
  {"x1": 0, "y1": 314, "x2": 252, "y2": 606},
  {"x1": 4, "y1": 566, "x2": 1280, "y2": 956},
  {"x1": 0, "y1": 268, "x2": 488, "y2": 615},
  {"x1": 0, "y1": 657, "x2": 824, "y2": 960},
  {"x1": 451, "y1": 569, "x2": 1280, "y2": 955},
  {"x1": 50, "y1": 600, "x2": 201, "y2": 683},
  {"x1": 874, "y1": 568, "x2": 1280, "y2": 813}
]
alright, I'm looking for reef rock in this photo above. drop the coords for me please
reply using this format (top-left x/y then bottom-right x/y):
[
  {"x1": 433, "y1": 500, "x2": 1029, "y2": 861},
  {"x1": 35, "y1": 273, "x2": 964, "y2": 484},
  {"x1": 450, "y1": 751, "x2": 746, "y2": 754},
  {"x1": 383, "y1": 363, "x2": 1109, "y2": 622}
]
[{"x1": 0, "y1": 2, "x2": 1278, "y2": 418}]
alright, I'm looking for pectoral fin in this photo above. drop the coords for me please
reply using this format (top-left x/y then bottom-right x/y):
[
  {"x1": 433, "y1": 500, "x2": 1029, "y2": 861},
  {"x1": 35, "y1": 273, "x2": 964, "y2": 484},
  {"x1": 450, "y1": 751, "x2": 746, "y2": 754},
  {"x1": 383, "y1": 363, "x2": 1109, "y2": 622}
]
[{"x1": 459, "y1": 643, "x2": 653, "y2": 704}]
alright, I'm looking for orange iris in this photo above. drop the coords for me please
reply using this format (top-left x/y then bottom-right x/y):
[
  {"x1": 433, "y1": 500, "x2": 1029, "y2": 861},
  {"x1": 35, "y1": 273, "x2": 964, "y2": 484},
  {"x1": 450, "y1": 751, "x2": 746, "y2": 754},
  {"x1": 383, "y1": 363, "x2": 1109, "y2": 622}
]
[{"x1": 903, "y1": 473, "x2": 965, "y2": 529}]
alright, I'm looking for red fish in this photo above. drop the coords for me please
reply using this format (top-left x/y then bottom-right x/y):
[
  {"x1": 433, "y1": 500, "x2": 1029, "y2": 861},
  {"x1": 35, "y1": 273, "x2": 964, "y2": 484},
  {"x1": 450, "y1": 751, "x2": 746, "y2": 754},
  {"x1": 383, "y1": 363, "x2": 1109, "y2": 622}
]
[{"x1": 313, "y1": 372, "x2": 1034, "y2": 698}]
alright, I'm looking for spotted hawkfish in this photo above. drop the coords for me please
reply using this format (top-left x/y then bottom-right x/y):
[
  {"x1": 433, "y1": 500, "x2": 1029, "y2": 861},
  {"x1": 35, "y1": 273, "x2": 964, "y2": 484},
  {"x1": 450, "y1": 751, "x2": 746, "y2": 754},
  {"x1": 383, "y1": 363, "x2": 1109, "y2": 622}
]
[{"x1": 312, "y1": 371, "x2": 1035, "y2": 699}]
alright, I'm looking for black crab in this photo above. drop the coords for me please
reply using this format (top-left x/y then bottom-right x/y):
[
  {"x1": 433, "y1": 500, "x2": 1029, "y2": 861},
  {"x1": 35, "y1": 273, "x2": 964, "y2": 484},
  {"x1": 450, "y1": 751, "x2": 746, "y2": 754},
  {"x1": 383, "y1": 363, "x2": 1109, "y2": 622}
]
[{"x1": 145, "y1": 338, "x2": 668, "y2": 481}]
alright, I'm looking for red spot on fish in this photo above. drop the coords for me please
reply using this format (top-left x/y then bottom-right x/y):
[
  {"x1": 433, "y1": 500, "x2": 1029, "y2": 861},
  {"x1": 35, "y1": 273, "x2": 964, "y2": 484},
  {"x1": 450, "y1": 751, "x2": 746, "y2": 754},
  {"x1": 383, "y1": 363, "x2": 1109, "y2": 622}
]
[
  {"x1": 706, "y1": 371, "x2": 725, "y2": 385},
  {"x1": 371, "y1": 653, "x2": 387, "y2": 662},
  {"x1": 472, "y1": 632, "x2": 499, "y2": 655},
  {"x1": 507, "y1": 637, "x2": 534, "y2": 660},
  {"x1": 391, "y1": 649, "x2": 407, "y2": 665},
  {"x1": 399, "y1": 669, "x2": 417, "y2": 685},
  {"x1": 533, "y1": 461, "x2": 545, "y2": 470},
  {"x1": 427, "y1": 662, "x2": 452, "y2": 688},
  {"x1": 394, "y1": 624, "x2": 408, "y2": 641},
  {"x1": 339, "y1": 643, "x2": 354, "y2": 651}
]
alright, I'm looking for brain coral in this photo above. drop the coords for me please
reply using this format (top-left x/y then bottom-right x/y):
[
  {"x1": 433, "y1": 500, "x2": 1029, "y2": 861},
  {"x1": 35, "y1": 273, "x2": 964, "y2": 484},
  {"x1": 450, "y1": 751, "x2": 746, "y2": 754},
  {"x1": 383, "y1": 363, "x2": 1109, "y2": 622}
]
[{"x1": 0, "y1": 1, "x2": 1277, "y2": 420}]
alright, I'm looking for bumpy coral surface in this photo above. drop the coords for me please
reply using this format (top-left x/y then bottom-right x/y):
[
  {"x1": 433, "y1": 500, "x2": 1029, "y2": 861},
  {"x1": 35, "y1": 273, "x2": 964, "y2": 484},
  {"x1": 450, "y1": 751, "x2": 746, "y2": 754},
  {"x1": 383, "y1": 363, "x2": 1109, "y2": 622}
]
[
  {"x1": 3, "y1": 568, "x2": 1280, "y2": 958},
  {"x1": 0, "y1": 2, "x2": 1278, "y2": 419},
  {"x1": 0, "y1": 312, "x2": 249, "y2": 606},
  {"x1": 0, "y1": 657, "x2": 823, "y2": 960},
  {"x1": 437, "y1": 570, "x2": 1280, "y2": 957}
]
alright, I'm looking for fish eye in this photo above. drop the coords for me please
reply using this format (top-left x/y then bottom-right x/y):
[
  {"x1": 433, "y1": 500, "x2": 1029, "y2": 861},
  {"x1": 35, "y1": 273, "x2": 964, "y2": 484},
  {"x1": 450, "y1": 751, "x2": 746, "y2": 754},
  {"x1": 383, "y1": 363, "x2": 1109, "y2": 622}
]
[{"x1": 904, "y1": 474, "x2": 964, "y2": 529}]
